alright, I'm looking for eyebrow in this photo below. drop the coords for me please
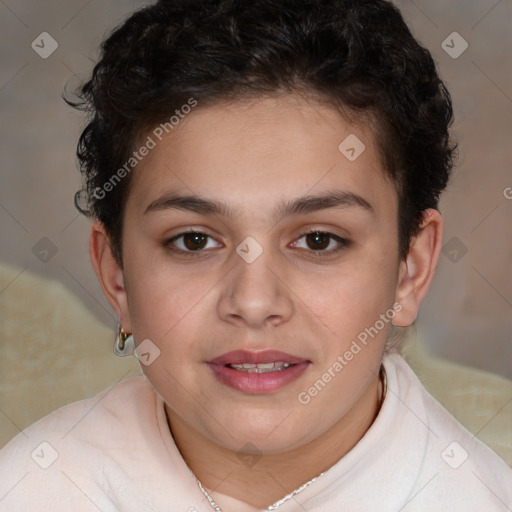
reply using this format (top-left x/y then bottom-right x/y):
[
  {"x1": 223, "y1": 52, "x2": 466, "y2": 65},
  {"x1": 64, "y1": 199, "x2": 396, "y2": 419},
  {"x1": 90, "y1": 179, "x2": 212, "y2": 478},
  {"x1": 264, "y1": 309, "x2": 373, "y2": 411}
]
[{"x1": 144, "y1": 189, "x2": 374, "y2": 220}]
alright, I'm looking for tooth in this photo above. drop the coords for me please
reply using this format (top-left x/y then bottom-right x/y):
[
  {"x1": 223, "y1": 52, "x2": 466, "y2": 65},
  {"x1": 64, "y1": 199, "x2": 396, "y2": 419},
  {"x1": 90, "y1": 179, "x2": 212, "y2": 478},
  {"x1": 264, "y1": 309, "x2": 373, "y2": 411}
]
[{"x1": 227, "y1": 361, "x2": 295, "y2": 373}]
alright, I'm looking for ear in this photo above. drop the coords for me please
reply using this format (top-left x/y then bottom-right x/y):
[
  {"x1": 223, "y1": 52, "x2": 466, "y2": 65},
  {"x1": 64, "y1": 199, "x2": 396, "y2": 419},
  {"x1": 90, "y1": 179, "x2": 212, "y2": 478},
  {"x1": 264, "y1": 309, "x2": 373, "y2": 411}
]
[
  {"x1": 393, "y1": 209, "x2": 443, "y2": 327},
  {"x1": 89, "y1": 220, "x2": 132, "y2": 333}
]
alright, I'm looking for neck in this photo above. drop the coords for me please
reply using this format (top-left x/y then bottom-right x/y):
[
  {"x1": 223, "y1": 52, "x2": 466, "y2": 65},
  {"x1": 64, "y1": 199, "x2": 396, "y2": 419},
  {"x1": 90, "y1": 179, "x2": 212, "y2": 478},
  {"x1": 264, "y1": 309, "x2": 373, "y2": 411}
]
[{"x1": 165, "y1": 373, "x2": 382, "y2": 510}]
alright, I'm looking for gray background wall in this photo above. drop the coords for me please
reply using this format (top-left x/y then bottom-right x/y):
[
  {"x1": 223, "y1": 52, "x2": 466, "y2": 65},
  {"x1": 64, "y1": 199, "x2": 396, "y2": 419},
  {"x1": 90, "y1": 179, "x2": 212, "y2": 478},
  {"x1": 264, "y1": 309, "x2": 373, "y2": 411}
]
[{"x1": 0, "y1": 0, "x2": 511, "y2": 378}]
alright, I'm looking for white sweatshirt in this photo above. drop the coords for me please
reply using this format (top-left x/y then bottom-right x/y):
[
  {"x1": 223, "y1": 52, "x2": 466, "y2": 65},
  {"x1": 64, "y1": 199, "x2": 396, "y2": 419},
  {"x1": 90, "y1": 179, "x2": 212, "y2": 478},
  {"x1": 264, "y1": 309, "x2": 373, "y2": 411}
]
[{"x1": 0, "y1": 352, "x2": 511, "y2": 511}]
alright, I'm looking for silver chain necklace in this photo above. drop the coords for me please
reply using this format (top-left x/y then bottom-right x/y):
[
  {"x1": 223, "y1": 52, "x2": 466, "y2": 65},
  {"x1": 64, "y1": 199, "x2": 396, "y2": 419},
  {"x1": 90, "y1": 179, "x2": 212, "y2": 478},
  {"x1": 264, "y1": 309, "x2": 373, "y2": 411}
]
[
  {"x1": 196, "y1": 471, "x2": 324, "y2": 511},
  {"x1": 196, "y1": 366, "x2": 386, "y2": 512}
]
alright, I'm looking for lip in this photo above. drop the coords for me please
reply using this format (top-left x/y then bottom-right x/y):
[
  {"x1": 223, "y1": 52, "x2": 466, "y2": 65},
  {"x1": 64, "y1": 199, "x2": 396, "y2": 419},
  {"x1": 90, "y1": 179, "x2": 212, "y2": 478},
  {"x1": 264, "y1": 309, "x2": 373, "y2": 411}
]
[{"x1": 206, "y1": 350, "x2": 311, "y2": 394}]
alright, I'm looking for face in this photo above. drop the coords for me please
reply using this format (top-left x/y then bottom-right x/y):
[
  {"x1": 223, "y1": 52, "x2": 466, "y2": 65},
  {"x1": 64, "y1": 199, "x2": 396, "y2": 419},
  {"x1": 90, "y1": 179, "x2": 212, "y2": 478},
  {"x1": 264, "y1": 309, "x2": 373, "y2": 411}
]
[{"x1": 118, "y1": 94, "x2": 402, "y2": 453}]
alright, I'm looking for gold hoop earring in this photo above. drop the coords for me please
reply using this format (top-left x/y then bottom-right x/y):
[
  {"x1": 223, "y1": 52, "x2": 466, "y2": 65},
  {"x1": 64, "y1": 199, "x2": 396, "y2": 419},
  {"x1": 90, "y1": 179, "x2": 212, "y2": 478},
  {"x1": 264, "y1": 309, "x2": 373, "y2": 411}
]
[{"x1": 114, "y1": 327, "x2": 135, "y2": 357}]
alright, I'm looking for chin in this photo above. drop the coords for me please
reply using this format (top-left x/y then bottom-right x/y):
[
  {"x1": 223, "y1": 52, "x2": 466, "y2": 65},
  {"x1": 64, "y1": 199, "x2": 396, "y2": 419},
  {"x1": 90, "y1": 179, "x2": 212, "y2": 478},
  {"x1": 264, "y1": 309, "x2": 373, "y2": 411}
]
[{"x1": 211, "y1": 407, "x2": 319, "y2": 454}]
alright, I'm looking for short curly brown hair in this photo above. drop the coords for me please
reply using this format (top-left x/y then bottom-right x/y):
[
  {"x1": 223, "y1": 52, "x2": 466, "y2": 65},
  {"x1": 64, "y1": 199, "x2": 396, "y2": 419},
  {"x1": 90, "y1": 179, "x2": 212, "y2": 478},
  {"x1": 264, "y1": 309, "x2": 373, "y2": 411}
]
[{"x1": 70, "y1": 0, "x2": 456, "y2": 265}]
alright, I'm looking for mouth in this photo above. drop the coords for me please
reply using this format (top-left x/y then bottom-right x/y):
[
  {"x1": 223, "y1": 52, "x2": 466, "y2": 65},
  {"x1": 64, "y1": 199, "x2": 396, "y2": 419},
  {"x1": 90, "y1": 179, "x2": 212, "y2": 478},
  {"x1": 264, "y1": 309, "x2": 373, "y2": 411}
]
[{"x1": 206, "y1": 350, "x2": 310, "y2": 394}]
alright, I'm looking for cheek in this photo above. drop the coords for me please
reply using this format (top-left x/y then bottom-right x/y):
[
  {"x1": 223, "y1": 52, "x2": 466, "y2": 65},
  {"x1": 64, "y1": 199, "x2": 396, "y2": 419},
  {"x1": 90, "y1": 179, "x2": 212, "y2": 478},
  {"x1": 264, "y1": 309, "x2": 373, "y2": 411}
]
[
  {"x1": 123, "y1": 257, "x2": 211, "y2": 409},
  {"x1": 122, "y1": 242, "x2": 211, "y2": 343},
  {"x1": 128, "y1": 272, "x2": 209, "y2": 343},
  {"x1": 300, "y1": 253, "x2": 397, "y2": 336}
]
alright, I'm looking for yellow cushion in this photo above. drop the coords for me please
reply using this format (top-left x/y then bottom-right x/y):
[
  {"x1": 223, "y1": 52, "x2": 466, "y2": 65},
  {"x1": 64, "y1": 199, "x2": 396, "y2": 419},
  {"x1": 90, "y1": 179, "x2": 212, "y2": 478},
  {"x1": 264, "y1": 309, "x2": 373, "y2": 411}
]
[
  {"x1": 0, "y1": 262, "x2": 140, "y2": 446},
  {"x1": 401, "y1": 331, "x2": 512, "y2": 467}
]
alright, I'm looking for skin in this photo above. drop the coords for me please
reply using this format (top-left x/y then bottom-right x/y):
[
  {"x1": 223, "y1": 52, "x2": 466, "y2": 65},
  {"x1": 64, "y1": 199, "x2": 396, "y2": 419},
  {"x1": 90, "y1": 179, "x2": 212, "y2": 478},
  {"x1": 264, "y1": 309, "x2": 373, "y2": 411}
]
[{"x1": 90, "y1": 94, "x2": 443, "y2": 510}]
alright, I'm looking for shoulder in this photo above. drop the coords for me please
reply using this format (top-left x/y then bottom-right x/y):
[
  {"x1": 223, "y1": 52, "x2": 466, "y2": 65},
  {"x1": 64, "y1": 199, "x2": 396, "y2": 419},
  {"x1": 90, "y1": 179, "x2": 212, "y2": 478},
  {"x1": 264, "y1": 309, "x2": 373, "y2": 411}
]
[
  {"x1": 385, "y1": 353, "x2": 512, "y2": 510},
  {"x1": 1, "y1": 375, "x2": 153, "y2": 448},
  {"x1": 0, "y1": 376, "x2": 157, "y2": 510}
]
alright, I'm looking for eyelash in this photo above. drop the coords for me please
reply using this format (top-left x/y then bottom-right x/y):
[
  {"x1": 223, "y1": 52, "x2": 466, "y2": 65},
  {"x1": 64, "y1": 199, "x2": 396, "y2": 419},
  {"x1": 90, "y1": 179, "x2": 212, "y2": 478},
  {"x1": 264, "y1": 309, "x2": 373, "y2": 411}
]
[
  {"x1": 165, "y1": 229, "x2": 350, "y2": 258},
  {"x1": 290, "y1": 230, "x2": 350, "y2": 256}
]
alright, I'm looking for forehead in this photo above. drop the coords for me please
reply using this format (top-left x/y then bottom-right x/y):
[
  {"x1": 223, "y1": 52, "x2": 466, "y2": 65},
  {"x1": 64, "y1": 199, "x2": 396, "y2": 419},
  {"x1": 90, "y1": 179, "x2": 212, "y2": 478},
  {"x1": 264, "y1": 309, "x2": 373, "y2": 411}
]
[{"x1": 128, "y1": 94, "x2": 397, "y2": 222}]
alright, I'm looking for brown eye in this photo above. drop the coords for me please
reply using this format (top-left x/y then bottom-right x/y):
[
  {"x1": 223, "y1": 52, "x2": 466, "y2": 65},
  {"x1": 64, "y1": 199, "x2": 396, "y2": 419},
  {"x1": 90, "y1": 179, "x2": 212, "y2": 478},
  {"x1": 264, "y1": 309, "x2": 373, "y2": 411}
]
[
  {"x1": 166, "y1": 231, "x2": 220, "y2": 254},
  {"x1": 293, "y1": 230, "x2": 350, "y2": 256},
  {"x1": 305, "y1": 231, "x2": 331, "y2": 250},
  {"x1": 182, "y1": 232, "x2": 208, "y2": 251}
]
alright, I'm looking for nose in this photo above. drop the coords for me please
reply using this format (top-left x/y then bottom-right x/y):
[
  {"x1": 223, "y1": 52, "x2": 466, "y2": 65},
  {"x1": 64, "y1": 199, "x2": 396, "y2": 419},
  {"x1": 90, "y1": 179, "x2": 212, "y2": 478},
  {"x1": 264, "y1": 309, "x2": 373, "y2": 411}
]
[{"x1": 217, "y1": 244, "x2": 294, "y2": 329}]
